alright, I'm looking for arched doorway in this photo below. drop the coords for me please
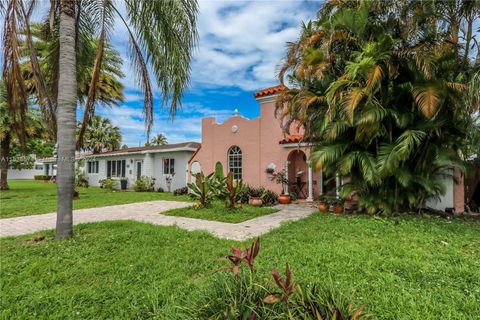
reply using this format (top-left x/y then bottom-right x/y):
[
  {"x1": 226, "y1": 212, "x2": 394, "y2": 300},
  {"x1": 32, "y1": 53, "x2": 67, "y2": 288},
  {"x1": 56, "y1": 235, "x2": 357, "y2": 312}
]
[{"x1": 287, "y1": 150, "x2": 308, "y2": 199}]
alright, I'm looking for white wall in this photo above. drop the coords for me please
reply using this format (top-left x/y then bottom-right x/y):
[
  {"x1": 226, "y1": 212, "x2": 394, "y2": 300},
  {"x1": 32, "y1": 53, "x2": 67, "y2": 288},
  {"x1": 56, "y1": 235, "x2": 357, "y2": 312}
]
[
  {"x1": 83, "y1": 151, "x2": 192, "y2": 191},
  {"x1": 7, "y1": 167, "x2": 44, "y2": 179},
  {"x1": 152, "y1": 151, "x2": 190, "y2": 192},
  {"x1": 426, "y1": 175, "x2": 454, "y2": 211}
]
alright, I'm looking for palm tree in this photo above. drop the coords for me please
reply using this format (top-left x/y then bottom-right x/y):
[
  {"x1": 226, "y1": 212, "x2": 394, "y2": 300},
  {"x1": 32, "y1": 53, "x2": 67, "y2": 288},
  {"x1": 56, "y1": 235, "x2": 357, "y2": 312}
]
[
  {"x1": 55, "y1": 0, "x2": 77, "y2": 239},
  {"x1": 55, "y1": 0, "x2": 198, "y2": 238},
  {"x1": 149, "y1": 133, "x2": 168, "y2": 146},
  {"x1": 0, "y1": 81, "x2": 49, "y2": 189},
  {"x1": 78, "y1": 115, "x2": 121, "y2": 153},
  {"x1": 277, "y1": 0, "x2": 478, "y2": 214}
]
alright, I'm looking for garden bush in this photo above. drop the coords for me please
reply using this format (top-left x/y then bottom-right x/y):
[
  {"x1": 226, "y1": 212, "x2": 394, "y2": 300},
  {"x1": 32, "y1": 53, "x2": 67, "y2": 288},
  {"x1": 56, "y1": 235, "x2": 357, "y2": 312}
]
[
  {"x1": 186, "y1": 239, "x2": 366, "y2": 319},
  {"x1": 157, "y1": 187, "x2": 165, "y2": 193},
  {"x1": 133, "y1": 176, "x2": 155, "y2": 192},
  {"x1": 33, "y1": 175, "x2": 49, "y2": 181},
  {"x1": 99, "y1": 178, "x2": 117, "y2": 191},
  {"x1": 187, "y1": 172, "x2": 217, "y2": 207},
  {"x1": 75, "y1": 167, "x2": 89, "y2": 188},
  {"x1": 173, "y1": 187, "x2": 188, "y2": 196}
]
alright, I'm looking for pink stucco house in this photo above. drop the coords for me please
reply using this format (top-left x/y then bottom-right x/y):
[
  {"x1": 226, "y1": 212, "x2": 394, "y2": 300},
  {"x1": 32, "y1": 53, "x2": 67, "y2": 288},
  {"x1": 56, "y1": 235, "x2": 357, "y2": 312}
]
[
  {"x1": 189, "y1": 84, "x2": 466, "y2": 213},
  {"x1": 188, "y1": 85, "x2": 337, "y2": 201}
]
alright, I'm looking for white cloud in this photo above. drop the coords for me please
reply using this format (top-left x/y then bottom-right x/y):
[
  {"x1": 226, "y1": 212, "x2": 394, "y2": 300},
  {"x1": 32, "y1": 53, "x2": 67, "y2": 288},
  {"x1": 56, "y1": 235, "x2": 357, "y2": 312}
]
[{"x1": 97, "y1": 102, "x2": 236, "y2": 146}]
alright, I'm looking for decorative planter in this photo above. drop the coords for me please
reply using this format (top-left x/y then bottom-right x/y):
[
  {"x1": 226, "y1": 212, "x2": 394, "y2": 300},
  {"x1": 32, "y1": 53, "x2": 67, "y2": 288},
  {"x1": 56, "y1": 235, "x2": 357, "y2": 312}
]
[
  {"x1": 318, "y1": 202, "x2": 328, "y2": 212},
  {"x1": 249, "y1": 197, "x2": 263, "y2": 207},
  {"x1": 333, "y1": 205, "x2": 344, "y2": 214},
  {"x1": 278, "y1": 194, "x2": 291, "y2": 204},
  {"x1": 120, "y1": 179, "x2": 128, "y2": 190}
]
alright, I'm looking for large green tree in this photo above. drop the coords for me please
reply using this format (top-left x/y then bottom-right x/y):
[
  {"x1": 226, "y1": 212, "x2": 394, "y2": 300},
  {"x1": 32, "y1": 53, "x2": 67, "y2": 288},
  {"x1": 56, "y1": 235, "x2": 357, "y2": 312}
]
[
  {"x1": 54, "y1": 0, "x2": 198, "y2": 239},
  {"x1": 277, "y1": 0, "x2": 479, "y2": 214},
  {"x1": 77, "y1": 115, "x2": 121, "y2": 154}
]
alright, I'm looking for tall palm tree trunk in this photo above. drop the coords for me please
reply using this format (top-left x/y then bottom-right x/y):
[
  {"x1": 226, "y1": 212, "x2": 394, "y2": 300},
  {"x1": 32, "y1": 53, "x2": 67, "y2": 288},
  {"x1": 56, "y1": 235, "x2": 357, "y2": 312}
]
[
  {"x1": 55, "y1": 0, "x2": 77, "y2": 240},
  {"x1": 0, "y1": 133, "x2": 11, "y2": 190}
]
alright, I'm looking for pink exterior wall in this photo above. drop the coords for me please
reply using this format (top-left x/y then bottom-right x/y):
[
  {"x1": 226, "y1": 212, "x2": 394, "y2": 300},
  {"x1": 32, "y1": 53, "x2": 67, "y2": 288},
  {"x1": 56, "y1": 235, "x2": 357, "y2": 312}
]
[{"x1": 190, "y1": 94, "x2": 313, "y2": 195}]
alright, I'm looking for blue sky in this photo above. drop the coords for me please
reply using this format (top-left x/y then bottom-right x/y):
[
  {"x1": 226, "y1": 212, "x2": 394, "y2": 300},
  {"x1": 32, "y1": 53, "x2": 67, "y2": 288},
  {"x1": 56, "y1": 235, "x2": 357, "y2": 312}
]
[
  {"x1": 16, "y1": 1, "x2": 319, "y2": 146},
  {"x1": 98, "y1": 0, "x2": 320, "y2": 146}
]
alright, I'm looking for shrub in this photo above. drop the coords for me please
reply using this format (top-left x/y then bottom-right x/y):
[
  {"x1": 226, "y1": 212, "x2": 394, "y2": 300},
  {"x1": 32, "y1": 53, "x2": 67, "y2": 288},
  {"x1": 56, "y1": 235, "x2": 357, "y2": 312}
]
[
  {"x1": 75, "y1": 167, "x2": 89, "y2": 188},
  {"x1": 173, "y1": 187, "x2": 188, "y2": 196},
  {"x1": 187, "y1": 172, "x2": 217, "y2": 207},
  {"x1": 239, "y1": 185, "x2": 278, "y2": 206},
  {"x1": 133, "y1": 176, "x2": 155, "y2": 192},
  {"x1": 34, "y1": 175, "x2": 49, "y2": 181},
  {"x1": 157, "y1": 187, "x2": 165, "y2": 193},
  {"x1": 100, "y1": 178, "x2": 117, "y2": 191}
]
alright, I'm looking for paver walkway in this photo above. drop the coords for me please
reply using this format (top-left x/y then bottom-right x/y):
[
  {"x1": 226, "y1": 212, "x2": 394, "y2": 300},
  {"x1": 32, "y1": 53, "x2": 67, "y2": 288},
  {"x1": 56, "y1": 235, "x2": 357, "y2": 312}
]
[{"x1": 0, "y1": 201, "x2": 316, "y2": 241}]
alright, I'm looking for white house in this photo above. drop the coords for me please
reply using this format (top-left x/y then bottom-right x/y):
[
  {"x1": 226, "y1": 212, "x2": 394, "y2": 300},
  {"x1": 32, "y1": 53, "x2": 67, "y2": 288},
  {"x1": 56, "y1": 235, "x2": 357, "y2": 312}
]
[
  {"x1": 42, "y1": 142, "x2": 200, "y2": 191},
  {"x1": 7, "y1": 156, "x2": 45, "y2": 180}
]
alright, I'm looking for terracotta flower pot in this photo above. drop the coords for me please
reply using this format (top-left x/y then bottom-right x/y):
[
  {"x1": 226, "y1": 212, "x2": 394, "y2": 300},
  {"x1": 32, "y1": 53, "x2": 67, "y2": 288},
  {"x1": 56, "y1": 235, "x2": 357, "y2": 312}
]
[
  {"x1": 318, "y1": 202, "x2": 328, "y2": 212},
  {"x1": 249, "y1": 197, "x2": 263, "y2": 207},
  {"x1": 278, "y1": 194, "x2": 291, "y2": 204},
  {"x1": 333, "y1": 205, "x2": 344, "y2": 214}
]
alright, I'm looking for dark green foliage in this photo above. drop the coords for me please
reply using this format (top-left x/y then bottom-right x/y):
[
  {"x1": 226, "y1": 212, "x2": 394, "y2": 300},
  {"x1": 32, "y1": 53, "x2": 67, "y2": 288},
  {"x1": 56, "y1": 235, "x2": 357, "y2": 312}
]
[
  {"x1": 173, "y1": 186, "x2": 188, "y2": 196},
  {"x1": 157, "y1": 187, "x2": 165, "y2": 193},
  {"x1": 33, "y1": 175, "x2": 49, "y2": 180},
  {"x1": 239, "y1": 185, "x2": 278, "y2": 206},
  {"x1": 278, "y1": 0, "x2": 479, "y2": 214}
]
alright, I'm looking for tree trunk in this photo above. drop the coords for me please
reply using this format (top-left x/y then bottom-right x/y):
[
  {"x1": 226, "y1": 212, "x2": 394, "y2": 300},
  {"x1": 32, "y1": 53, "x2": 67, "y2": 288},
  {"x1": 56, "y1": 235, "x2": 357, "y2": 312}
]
[
  {"x1": 55, "y1": 0, "x2": 77, "y2": 240},
  {"x1": 0, "y1": 133, "x2": 11, "y2": 190}
]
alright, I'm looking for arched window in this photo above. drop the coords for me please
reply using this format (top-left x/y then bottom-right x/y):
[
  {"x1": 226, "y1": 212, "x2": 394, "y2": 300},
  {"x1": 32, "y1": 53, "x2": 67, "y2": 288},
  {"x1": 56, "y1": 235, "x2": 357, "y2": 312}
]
[{"x1": 228, "y1": 146, "x2": 242, "y2": 180}]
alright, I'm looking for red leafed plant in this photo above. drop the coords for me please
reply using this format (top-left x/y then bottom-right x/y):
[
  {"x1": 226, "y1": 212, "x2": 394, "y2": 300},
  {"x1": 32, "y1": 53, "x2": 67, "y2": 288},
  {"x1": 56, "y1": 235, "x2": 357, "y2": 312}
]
[
  {"x1": 218, "y1": 238, "x2": 260, "y2": 276},
  {"x1": 264, "y1": 263, "x2": 295, "y2": 304}
]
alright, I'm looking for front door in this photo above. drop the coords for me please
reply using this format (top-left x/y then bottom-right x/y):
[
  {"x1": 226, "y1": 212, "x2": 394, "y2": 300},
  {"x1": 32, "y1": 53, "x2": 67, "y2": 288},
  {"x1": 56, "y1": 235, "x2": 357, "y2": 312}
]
[{"x1": 136, "y1": 161, "x2": 142, "y2": 180}]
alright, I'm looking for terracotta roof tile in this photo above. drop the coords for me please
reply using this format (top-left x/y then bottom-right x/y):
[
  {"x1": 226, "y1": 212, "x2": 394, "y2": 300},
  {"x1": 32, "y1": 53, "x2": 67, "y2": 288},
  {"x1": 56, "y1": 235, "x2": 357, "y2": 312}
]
[
  {"x1": 279, "y1": 134, "x2": 304, "y2": 144},
  {"x1": 254, "y1": 85, "x2": 287, "y2": 98}
]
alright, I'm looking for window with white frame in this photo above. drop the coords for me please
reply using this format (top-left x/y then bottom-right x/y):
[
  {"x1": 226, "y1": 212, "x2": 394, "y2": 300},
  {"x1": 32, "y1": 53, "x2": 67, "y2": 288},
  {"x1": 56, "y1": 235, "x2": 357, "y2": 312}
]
[
  {"x1": 228, "y1": 146, "x2": 242, "y2": 180},
  {"x1": 87, "y1": 161, "x2": 99, "y2": 174},
  {"x1": 106, "y1": 160, "x2": 125, "y2": 178},
  {"x1": 163, "y1": 158, "x2": 175, "y2": 174},
  {"x1": 34, "y1": 164, "x2": 44, "y2": 170}
]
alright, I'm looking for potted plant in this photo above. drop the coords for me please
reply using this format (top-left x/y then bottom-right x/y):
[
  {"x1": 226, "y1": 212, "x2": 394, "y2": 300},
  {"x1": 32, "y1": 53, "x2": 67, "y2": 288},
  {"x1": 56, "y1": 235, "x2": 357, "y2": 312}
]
[
  {"x1": 331, "y1": 198, "x2": 345, "y2": 214},
  {"x1": 275, "y1": 170, "x2": 291, "y2": 204},
  {"x1": 120, "y1": 178, "x2": 128, "y2": 190},
  {"x1": 248, "y1": 188, "x2": 267, "y2": 207},
  {"x1": 317, "y1": 195, "x2": 329, "y2": 212}
]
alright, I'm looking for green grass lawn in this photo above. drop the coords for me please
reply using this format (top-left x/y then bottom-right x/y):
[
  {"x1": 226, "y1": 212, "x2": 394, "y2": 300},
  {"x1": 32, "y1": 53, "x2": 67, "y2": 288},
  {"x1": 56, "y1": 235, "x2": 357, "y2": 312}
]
[
  {"x1": 0, "y1": 180, "x2": 190, "y2": 218},
  {"x1": 1, "y1": 214, "x2": 479, "y2": 319},
  {"x1": 162, "y1": 201, "x2": 279, "y2": 223}
]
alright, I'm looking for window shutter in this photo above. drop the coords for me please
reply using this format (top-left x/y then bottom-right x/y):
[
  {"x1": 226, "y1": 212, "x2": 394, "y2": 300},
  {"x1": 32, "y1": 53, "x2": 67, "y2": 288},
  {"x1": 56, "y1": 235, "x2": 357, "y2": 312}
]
[
  {"x1": 107, "y1": 161, "x2": 111, "y2": 178},
  {"x1": 121, "y1": 160, "x2": 126, "y2": 177}
]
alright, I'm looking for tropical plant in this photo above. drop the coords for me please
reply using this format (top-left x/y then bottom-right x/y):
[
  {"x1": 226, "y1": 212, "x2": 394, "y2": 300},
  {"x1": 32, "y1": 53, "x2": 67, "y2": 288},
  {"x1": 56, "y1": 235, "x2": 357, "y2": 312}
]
[
  {"x1": 149, "y1": 133, "x2": 168, "y2": 146},
  {"x1": 277, "y1": 0, "x2": 480, "y2": 214},
  {"x1": 133, "y1": 176, "x2": 155, "y2": 192},
  {"x1": 187, "y1": 172, "x2": 217, "y2": 207},
  {"x1": 0, "y1": 81, "x2": 49, "y2": 189},
  {"x1": 77, "y1": 115, "x2": 121, "y2": 153},
  {"x1": 53, "y1": 0, "x2": 198, "y2": 238},
  {"x1": 225, "y1": 171, "x2": 245, "y2": 209},
  {"x1": 274, "y1": 170, "x2": 289, "y2": 195},
  {"x1": 239, "y1": 185, "x2": 278, "y2": 206}
]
